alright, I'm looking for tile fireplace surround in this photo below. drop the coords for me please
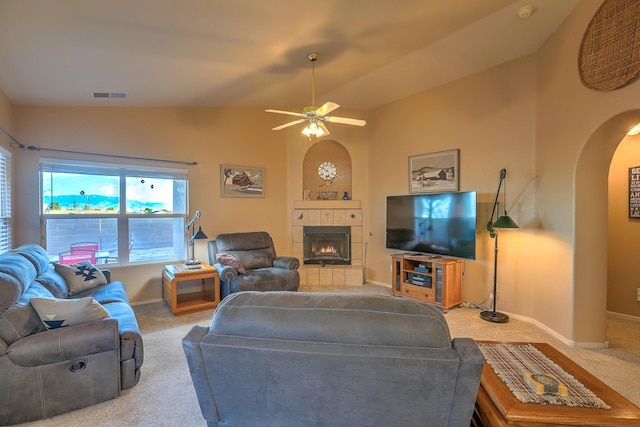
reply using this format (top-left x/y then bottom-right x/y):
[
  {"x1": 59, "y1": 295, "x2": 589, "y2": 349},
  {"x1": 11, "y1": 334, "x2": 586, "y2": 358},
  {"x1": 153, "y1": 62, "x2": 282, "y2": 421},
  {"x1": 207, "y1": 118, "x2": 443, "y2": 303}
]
[{"x1": 292, "y1": 200, "x2": 363, "y2": 286}]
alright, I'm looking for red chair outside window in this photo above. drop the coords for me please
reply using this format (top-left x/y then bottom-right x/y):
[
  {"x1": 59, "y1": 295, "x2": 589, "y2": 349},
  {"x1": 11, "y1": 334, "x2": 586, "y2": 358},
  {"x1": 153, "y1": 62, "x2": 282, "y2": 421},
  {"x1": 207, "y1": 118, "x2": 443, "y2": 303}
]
[
  {"x1": 70, "y1": 242, "x2": 99, "y2": 253},
  {"x1": 58, "y1": 250, "x2": 96, "y2": 265}
]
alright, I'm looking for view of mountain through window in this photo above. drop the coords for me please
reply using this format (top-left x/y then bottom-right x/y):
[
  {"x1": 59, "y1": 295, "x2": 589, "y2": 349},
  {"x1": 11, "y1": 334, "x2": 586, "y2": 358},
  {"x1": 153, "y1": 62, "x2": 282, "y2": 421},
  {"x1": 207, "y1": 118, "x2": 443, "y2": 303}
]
[
  {"x1": 43, "y1": 173, "x2": 180, "y2": 214},
  {"x1": 41, "y1": 162, "x2": 188, "y2": 265}
]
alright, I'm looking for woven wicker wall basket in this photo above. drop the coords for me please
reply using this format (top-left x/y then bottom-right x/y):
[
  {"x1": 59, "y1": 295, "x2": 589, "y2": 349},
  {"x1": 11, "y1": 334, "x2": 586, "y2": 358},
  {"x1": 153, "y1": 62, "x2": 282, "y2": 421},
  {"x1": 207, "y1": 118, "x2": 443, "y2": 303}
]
[{"x1": 579, "y1": 0, "x2": 640, "y2": 91}]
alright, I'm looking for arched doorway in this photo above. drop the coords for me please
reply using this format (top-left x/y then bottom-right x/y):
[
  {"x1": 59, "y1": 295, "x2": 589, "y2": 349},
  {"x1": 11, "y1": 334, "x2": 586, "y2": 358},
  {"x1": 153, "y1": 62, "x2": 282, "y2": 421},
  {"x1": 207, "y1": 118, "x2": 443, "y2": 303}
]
[{"x1": 574, "y1": 110, "x2": 640, "y2": 345}]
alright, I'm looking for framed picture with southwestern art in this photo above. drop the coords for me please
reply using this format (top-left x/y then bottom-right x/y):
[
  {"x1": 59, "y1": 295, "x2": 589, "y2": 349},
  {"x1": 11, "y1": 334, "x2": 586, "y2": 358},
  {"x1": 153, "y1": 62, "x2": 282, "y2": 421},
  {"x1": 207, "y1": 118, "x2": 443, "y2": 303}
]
[
  {"x1": 220, "y1": 164, "x2": 265, "y2": 198},
  {"x1": 409, "y1": 149, "x2": 459, "y2": 193}
]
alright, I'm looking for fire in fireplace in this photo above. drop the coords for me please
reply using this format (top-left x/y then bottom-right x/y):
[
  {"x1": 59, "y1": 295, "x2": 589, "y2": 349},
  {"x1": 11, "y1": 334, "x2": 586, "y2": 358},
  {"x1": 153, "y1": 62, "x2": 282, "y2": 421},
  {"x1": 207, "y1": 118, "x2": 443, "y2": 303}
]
[{"x1": 303, "y1": 226, "x2": 351, "y2": 265}]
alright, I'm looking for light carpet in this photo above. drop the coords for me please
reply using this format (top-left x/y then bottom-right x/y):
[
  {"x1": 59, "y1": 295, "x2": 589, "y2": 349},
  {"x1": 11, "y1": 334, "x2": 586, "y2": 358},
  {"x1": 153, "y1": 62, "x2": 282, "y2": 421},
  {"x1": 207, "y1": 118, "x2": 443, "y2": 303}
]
[{"x1": 19, "y1": 284, "x2": 640, "y2": 426}]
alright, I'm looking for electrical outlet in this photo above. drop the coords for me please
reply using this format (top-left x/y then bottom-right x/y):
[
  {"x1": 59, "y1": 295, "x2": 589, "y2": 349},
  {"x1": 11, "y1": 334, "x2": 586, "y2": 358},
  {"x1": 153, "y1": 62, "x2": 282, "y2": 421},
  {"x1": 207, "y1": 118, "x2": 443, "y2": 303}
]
[{"x1": 637, "y1": 288, "x2": 640, "y2": 302}]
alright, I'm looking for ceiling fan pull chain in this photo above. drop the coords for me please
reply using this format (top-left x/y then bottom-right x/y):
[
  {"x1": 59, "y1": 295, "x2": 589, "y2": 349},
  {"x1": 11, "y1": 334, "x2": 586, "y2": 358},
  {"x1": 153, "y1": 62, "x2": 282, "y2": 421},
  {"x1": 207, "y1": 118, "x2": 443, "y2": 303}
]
[{"x1": 310, "y1": 53, "x2": 316, "y2": 107}]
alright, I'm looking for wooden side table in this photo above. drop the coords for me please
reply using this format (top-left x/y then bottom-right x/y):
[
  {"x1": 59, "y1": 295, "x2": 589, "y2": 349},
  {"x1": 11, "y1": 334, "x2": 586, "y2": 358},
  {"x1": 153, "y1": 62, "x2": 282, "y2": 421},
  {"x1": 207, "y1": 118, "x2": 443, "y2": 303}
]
[{"x1": 162, "y1": 263, "x2": 220, "y2": 315}]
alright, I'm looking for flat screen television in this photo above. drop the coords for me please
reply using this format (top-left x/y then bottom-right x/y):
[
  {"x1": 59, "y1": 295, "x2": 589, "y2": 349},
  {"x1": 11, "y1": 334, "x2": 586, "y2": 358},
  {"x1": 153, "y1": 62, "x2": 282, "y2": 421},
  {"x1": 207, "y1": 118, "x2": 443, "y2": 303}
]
[{"x1": 386, "y1": 191, "x2": 477, "y2": 260}]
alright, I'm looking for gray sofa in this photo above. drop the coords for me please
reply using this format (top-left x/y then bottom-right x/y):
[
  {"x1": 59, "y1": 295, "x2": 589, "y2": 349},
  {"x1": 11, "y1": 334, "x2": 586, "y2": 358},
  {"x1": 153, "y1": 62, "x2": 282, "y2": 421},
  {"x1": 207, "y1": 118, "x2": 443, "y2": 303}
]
[
  {"x1": 0, "y1": 244, "x2": 143, "y2": 425},
  {"x1": 182, "y1": 291, "x2": 484, "y2": 427},
  {"x1": 208, "y1": 231, "x2": 300, "y2": 299}
]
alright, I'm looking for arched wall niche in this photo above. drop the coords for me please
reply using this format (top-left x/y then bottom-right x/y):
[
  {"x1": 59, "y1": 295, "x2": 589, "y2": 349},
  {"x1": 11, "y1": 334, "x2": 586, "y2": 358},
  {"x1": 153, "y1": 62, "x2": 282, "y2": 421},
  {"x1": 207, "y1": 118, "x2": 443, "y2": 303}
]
[
  {"x1": 302, "y1": 140, "x2": 352, "y2": 200},
  {"x1": 574, "y1": 109, "x2": 640, "y2": 345}
]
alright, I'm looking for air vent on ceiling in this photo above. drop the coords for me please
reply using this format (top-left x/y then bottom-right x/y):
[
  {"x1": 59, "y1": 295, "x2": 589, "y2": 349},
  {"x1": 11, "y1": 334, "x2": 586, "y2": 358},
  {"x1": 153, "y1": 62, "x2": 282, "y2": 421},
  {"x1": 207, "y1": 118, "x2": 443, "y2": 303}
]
[{"x1": 92, "y1": 92, "x2": 127, "y2": 99}]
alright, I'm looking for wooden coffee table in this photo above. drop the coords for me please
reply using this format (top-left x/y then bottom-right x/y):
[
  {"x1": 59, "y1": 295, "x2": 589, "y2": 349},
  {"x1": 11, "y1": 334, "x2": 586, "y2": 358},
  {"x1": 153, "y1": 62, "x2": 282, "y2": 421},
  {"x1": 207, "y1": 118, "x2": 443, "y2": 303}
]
[{"x1": 472, "y1": 342, "x2": 640, "y2": 427}]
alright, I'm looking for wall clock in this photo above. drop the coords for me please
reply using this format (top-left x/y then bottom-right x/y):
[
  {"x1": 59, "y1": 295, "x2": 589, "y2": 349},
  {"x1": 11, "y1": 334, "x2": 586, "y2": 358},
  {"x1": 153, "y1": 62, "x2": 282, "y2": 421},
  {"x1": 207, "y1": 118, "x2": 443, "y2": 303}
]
[{"x1": 318, "y1": 162, "x2": 337, "y2": 181}]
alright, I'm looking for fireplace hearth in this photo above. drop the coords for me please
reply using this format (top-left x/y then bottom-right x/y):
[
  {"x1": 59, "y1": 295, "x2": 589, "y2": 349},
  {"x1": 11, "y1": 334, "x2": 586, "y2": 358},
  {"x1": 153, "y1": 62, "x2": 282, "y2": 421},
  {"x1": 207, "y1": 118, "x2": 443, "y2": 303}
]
[{"x1": 303, "y1": 226, "x2": 351, "y2": 265}]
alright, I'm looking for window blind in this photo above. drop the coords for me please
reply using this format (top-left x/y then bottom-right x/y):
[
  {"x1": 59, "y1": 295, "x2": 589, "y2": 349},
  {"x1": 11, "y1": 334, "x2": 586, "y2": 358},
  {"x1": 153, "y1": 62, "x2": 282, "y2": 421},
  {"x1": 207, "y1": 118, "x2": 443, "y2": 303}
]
[{"x1": 0, "y1": 146, "x2": 11, "y2": 253}]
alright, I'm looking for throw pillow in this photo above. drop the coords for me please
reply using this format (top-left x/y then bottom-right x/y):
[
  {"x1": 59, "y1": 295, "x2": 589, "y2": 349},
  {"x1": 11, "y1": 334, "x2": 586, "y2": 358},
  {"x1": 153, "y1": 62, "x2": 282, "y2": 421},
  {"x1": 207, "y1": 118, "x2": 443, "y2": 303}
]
[
  {"x1": 30, "y1": 297, "x2": 110, "y2": 330},
  {"x1": 53, "y1": 261, "x2": 108, "y2": 296},
  {"x1": 216, "y1": 252, "x2": 246, "y2": 274}
]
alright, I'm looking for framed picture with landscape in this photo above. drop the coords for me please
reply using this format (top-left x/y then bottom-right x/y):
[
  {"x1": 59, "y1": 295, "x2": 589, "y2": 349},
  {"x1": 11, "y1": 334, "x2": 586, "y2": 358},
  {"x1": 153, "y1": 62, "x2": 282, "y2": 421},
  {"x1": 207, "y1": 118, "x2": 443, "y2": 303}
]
[
  {"x1": 220, "y1": 164, "x2": 265, "y2": 198},
  {"x1": 409, "y1": 149, "x2": 459, "y2": 193}
]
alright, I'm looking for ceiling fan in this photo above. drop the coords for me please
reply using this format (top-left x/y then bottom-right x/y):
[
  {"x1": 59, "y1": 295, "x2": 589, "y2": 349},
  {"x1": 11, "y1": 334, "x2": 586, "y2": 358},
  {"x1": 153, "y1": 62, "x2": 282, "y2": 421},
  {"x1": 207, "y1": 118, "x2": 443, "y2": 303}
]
[{"x1": 266, "y1": 52, "x2": 366, "y2": 139}]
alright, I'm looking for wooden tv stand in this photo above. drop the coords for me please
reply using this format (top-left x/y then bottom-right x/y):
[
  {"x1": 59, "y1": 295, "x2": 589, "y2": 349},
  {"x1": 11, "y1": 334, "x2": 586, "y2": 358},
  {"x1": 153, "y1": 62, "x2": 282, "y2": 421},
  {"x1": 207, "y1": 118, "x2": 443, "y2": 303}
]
[{"x1": 391, "y1": 253, "x2": 462, "y2": 313}]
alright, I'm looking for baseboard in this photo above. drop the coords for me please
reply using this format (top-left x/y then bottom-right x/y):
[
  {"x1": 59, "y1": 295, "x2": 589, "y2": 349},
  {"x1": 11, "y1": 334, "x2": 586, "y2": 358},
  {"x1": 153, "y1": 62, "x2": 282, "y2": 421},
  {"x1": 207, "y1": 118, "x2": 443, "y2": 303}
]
[
  {"x1": 503, "y1": 311, "x2": 583, "y2": 348},
  {"x1": 607, "y1": 311, "x2": 640, "y2": 323},
  {"x1": 364, "y1": 280, "x2": 391, "y2": 288},
  {"x1": 131, "y1": 298, "x2": 164, "y2": 307}
]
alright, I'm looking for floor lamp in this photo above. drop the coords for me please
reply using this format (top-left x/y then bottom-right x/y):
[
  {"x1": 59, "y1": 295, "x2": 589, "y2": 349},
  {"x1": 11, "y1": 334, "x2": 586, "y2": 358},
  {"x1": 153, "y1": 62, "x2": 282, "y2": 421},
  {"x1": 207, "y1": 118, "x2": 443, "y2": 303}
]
[
  {"x1": 480, "y1": 169, "x2": 519, "y2": 323},
  {"x1": 186, "y1": 210, "x2": 208, "y2": 265}
]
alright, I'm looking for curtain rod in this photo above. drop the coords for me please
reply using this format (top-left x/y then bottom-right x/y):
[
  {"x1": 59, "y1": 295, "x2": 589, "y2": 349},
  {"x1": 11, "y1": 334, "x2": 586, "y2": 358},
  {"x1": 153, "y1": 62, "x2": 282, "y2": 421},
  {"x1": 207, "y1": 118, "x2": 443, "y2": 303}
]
[
  {"x1": 0, "y1": 124, "x2": 23, "y2": 148},
  {"x1": 0, "y1": 124, "x2": 197, "y2": 166}
]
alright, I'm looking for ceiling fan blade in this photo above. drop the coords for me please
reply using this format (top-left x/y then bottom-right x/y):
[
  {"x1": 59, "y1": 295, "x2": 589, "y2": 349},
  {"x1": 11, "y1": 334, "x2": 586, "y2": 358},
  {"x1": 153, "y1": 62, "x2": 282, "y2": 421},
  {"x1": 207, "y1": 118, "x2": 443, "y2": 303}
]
[
  {"x1": 266, "y1": 109, "x2": 305, "y2": 118},
  {"x1": 315, "y1": 102, "x2": 340, "y2": 116},
  {"x1": 272, "y1": 119, "x2": 306, "y2": 131},
  {"x1": 318, "y1": 122, "x2": 331, "y2": 136},
  {"x1": 325, "y1": 116, "x2": 366, "y2": 127}
]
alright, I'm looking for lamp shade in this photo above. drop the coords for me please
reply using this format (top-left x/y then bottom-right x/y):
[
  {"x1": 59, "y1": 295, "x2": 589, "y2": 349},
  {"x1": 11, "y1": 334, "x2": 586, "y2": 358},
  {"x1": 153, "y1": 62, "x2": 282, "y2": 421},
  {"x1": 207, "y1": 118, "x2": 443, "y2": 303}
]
[
  {"x1": 192, "y1": 226, "x2": 208, "y2": 240},
  {"x1": 492, "y1": 214, "x2": 519, "y2": 229}
]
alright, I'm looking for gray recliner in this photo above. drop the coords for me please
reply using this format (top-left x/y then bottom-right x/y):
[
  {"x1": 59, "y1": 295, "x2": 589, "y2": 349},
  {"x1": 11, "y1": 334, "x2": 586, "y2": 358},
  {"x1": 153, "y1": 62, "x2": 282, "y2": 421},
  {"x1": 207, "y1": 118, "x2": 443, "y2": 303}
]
[
  {"x1": 182, "y1": 291, "x2": 484, "y2": 427},
  {"x1": 208, "y1": 231, "x2": 300, "y2": 299}
]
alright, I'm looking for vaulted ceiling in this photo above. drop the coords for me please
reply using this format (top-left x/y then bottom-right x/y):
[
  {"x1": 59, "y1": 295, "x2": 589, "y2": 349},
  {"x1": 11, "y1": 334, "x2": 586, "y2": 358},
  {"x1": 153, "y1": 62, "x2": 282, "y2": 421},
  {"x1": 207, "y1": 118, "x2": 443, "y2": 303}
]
[{"x1": 0, "y1": 0, "x2": 579, "y2": 109}]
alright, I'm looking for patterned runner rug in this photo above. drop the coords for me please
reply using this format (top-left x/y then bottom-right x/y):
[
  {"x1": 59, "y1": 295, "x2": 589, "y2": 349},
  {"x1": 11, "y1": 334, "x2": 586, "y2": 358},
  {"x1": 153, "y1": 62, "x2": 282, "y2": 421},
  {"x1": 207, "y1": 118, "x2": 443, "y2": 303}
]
[{"x1": 478, "y1": 343, "x2": 610, "y2": 409}]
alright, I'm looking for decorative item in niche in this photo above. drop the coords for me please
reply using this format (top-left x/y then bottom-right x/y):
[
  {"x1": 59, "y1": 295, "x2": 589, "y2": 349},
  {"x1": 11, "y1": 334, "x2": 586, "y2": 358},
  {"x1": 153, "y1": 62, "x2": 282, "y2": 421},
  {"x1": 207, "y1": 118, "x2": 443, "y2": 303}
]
[
  {"x1": 409, "y1": 149, "x2": 459, "y2": 193},
  {"x1": 220, "y1": 165, "x2": 264, "y2": 198},
  {"x1": 629, "y1": 166, "x2": 640, "y2": 218},
  {"x1": 579, "y1": 0, "x2": 640, "y2": 91},
  {"x1": 317, "y1": 191, "x2": 337, "y2": 200},
  {"x1": 318, "y1": 162, "x2": 337, "y2": 181}
]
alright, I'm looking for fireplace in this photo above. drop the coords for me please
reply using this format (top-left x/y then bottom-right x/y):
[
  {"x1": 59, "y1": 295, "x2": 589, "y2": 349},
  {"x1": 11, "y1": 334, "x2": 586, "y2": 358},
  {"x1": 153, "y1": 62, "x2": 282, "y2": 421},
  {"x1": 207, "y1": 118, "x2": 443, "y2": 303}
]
[{"x1": 303, "y1": 226, "x2": 351, "y2": 265}]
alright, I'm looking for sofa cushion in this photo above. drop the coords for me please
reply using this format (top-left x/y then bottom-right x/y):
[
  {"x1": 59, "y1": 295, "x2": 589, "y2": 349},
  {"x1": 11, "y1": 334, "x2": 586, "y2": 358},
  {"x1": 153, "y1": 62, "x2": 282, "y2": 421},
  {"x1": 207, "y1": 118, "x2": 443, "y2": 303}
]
[
  {"x1": 30, "y1": 296, "x2": 110, "y2": 329},
  {"x1": 0, "y1": 254, "x2": 37, "y2": 310},
  {"x1": 231, "y1": 269, "x2": 299, "y2": 294},
  {"x1": 35, "y1": 268, "x2": 70, "y2": 298},
  {"x1": 216, "y1": 252, "x2": 246, "y2": 274},
  {"x1": 0, "y1": 280, "x2": 58, "y2": 345},
  {"x1": 53, "y1": 261, "x2": 108, "y2": 296},
  {"x1": 74, "y1": 280, "x2": 130, "y2": 305},
  {"x1": 8, "y1": 244, "x2": 52, "y2": 276}
]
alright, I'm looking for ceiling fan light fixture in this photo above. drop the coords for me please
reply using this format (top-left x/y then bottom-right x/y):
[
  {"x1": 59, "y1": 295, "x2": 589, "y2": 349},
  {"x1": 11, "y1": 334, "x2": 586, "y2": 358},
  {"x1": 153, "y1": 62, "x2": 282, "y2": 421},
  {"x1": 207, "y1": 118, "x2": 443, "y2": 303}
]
[
  {"x1": 302, "y1": 122, "x2": 326, "y2": 139},
  {"x1": 266, "y1": 52, "x2": 366, "y2": 138}
]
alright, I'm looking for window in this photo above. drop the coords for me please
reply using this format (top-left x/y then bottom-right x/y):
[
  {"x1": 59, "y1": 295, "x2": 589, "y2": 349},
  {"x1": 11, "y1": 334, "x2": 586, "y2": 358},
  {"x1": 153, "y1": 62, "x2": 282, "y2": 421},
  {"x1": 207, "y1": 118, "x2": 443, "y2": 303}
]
[
  {"x1": 41, "y1": 159, "x2": 188, "y2": 265},
  {"x1": 0, "y1": 146, "x2": 11, "y2": 254}
]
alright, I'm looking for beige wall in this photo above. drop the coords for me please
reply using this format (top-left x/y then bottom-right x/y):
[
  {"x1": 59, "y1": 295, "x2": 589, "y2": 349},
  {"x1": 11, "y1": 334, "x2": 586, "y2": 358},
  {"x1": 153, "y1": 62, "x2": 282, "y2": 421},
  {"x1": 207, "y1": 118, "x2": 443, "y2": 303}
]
[
  {"x1": 0, "y1": 89, "x2": 13, "y2": 132},
  {"x1": 366, "y1": 55, "x2": 537, "y2": 313},
  {"x1": 535, "y1": 0, "x2": 640, "y2": 344},
  {"x1": 11, "y1": 106, "x2": 300, "y2": 302},
  {"x1": 609, "y1": 133, "x2": 640, "y2": 317}
]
